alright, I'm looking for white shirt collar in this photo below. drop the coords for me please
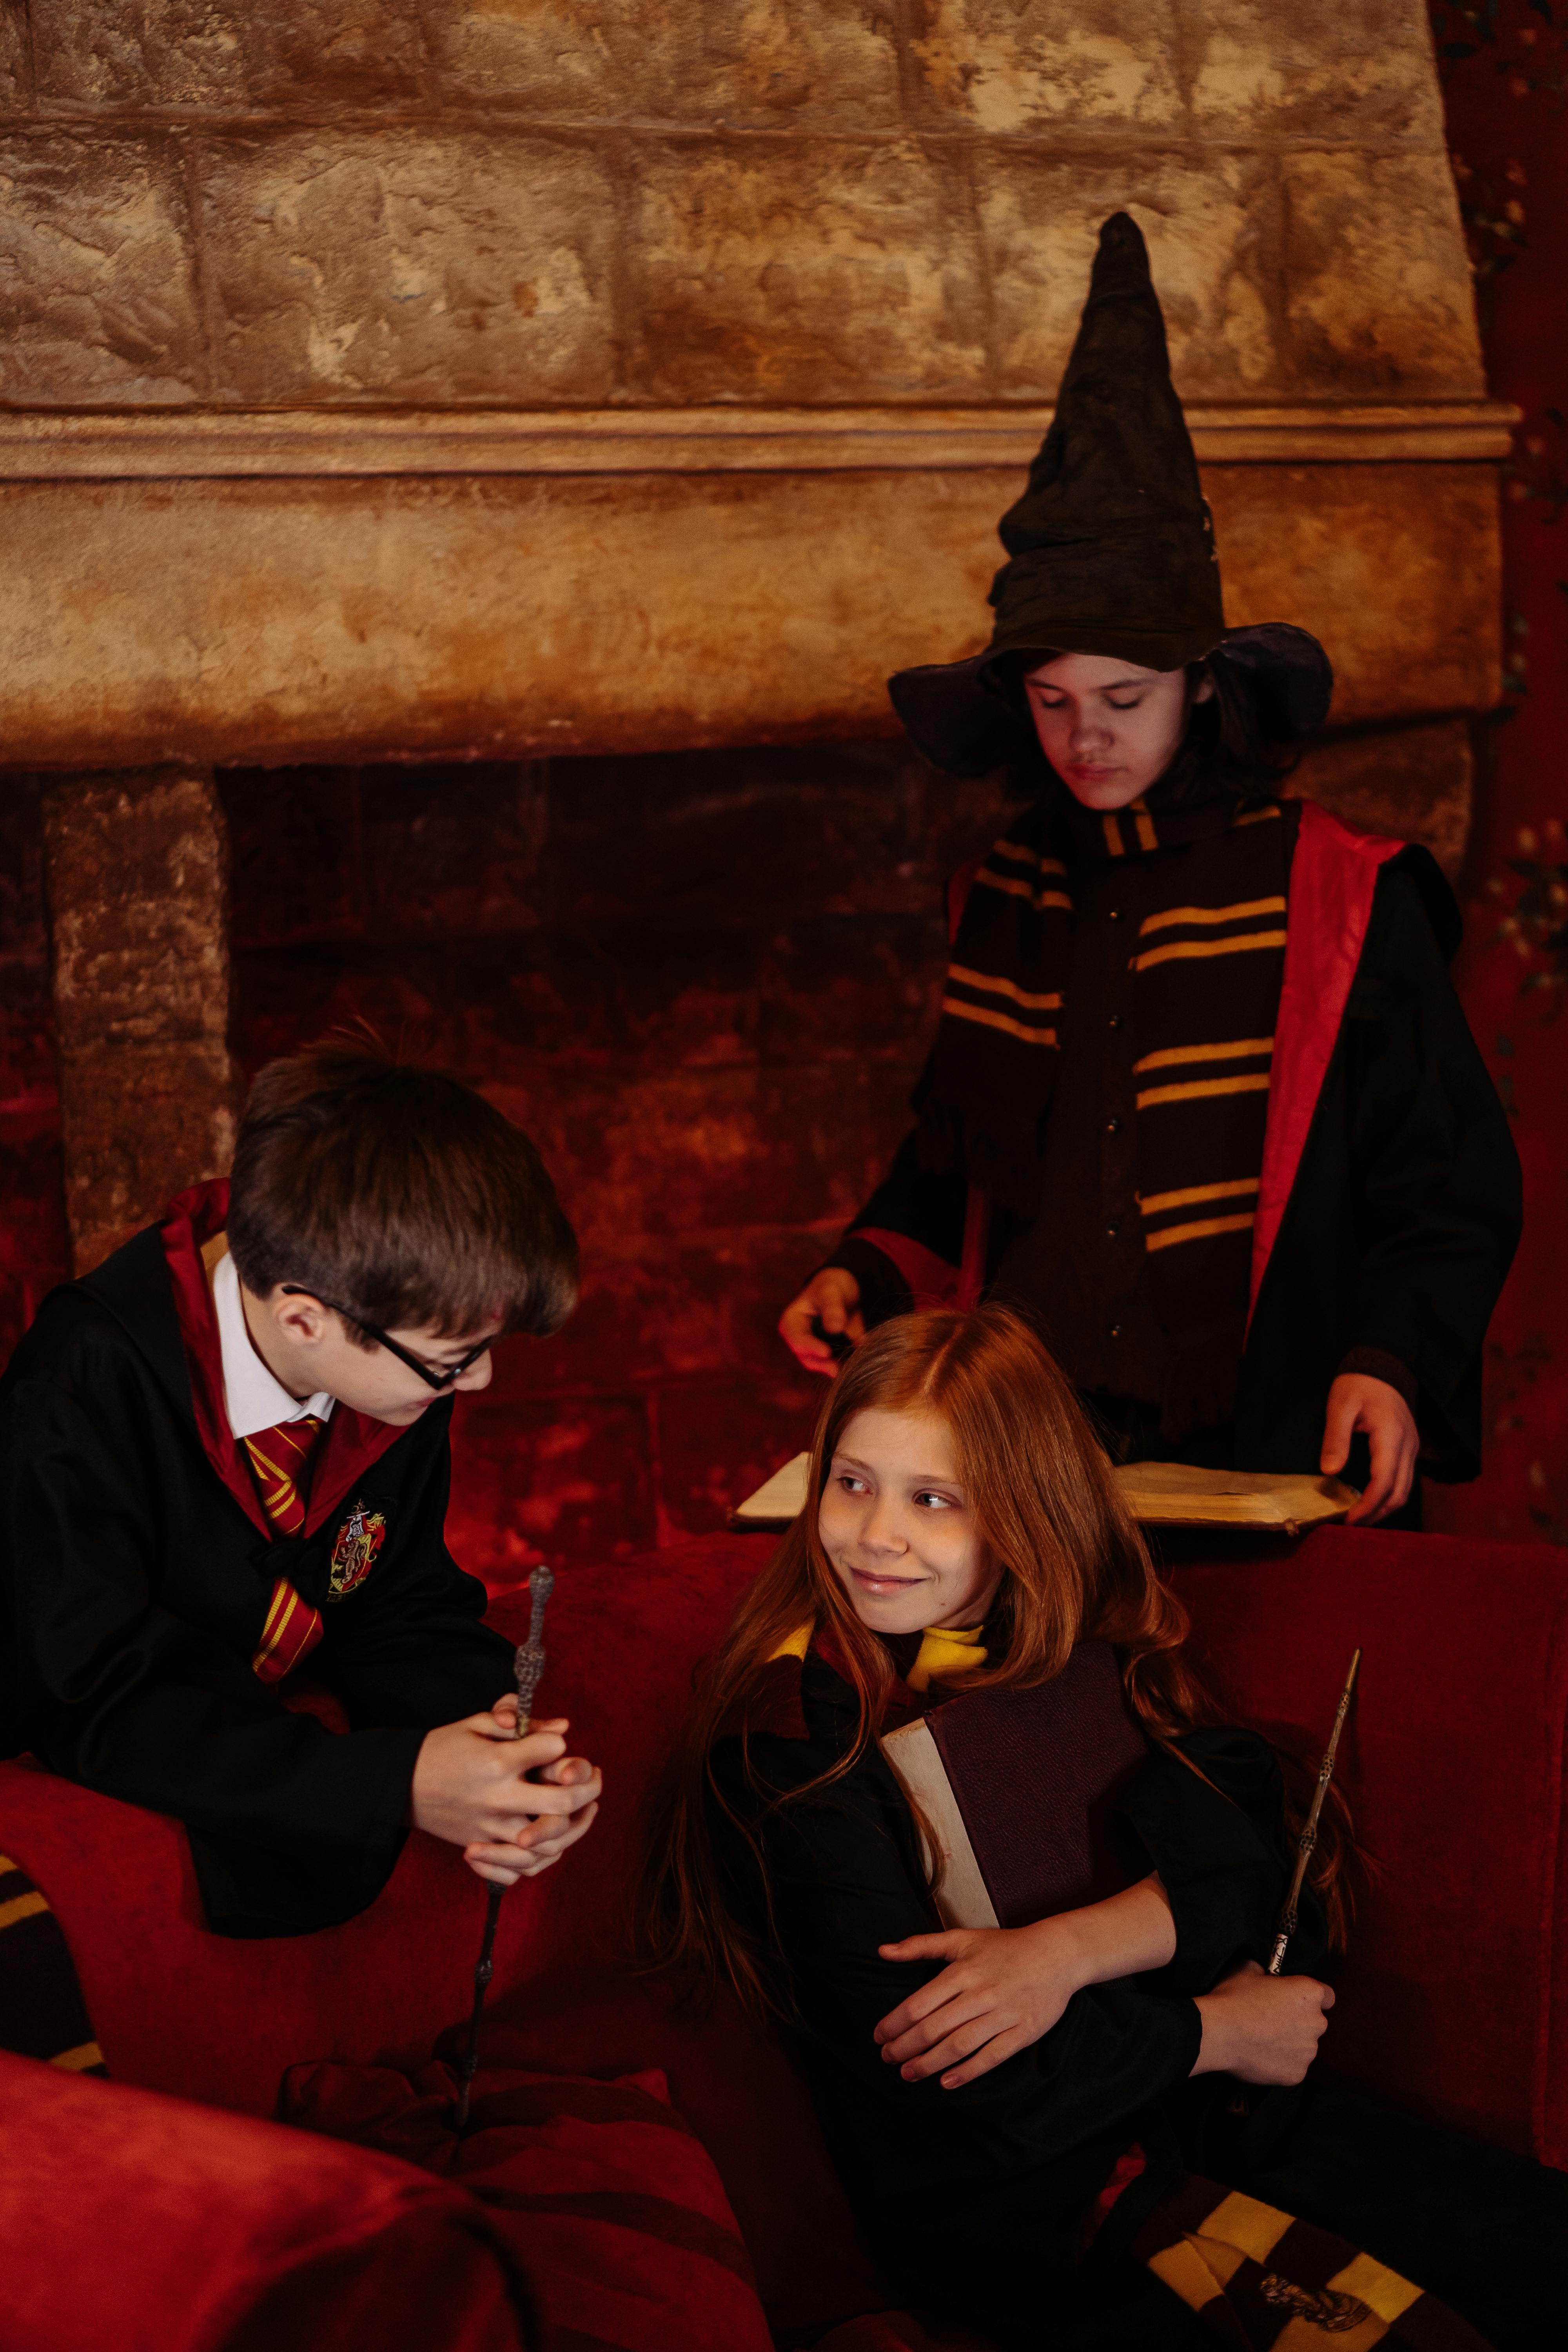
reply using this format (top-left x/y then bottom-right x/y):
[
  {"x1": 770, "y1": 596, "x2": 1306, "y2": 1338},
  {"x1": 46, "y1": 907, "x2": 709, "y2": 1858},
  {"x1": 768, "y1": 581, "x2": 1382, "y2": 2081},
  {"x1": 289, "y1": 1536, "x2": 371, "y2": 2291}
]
[{"x1": 212, "y1": 1250, "x2": 336, "y2": 1441}]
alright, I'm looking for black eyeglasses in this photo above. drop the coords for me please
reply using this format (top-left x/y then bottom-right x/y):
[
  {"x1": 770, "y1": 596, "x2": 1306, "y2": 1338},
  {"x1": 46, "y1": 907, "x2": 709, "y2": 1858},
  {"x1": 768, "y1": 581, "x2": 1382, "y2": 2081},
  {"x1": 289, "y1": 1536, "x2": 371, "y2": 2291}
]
[{"x1": 280, "y1": 1288, "x2": 499, "y2": 1391}]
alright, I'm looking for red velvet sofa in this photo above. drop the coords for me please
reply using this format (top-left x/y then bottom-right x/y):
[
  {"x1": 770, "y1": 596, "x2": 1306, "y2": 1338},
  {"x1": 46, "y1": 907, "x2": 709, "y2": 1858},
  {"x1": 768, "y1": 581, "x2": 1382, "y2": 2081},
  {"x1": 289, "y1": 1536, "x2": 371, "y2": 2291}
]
[{"x1": 2, "y1": 1526, "x2": 1565, "y2": 2351}]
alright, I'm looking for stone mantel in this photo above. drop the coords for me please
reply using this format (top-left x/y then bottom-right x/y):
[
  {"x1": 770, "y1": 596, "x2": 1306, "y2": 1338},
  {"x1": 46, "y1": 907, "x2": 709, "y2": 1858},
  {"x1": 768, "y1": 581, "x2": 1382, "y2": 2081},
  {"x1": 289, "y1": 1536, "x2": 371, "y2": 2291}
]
[{"x1": 0, "y1": 400, "x2": 1520, "y2": 479}]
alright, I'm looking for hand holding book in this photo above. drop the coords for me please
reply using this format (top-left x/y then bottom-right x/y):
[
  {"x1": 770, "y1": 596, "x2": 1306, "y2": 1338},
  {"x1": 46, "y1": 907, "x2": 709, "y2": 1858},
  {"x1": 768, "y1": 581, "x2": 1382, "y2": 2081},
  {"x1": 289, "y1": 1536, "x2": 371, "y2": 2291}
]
[{"x1": 874, "y1": 1871, "x2": 1178, "y2": 2089}]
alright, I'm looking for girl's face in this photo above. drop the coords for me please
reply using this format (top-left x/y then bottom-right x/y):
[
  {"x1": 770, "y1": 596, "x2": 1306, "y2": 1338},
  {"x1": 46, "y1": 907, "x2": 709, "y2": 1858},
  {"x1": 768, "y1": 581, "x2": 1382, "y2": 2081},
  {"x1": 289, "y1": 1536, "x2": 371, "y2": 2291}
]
[
  {"x1": 1024, "y1": 652, "x2": 1211, "y2": 811},
  {"x1": 818, "y1": 1407, "x2": 1002, "y2": 1635}
]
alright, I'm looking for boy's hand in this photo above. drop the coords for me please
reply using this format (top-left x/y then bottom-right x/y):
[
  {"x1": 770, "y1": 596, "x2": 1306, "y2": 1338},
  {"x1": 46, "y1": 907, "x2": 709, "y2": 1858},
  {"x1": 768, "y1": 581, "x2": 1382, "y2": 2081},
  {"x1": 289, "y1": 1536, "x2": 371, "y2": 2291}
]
[
  {"x1": 410, "y1": 1707, "x2": 602, "y2": 1888},
  {"x1": 779, "y1": 1268, "x2": 865, "y2": 1377},
  {"x1": 1321, "y1": 1374, "x2": 1418, "y2": 1524},
  {"x1": 1191, "y1": 1960, "x2": 1334, "y2": 2084}
]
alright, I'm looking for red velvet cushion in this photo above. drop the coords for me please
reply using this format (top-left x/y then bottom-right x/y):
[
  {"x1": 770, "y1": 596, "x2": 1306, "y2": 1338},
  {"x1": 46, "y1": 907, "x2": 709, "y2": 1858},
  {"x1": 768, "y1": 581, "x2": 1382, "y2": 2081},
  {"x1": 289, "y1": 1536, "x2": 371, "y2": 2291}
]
[
  {"x1": 0, "y1": 2048, "x2": 532, "y2": 2352},
  {"x1": 281, "y1": 2056, "x2": 774, "y2": 2352},
  {"x1": 1166, "y1": 1525, "x2": 1568, "y2": 2166}
]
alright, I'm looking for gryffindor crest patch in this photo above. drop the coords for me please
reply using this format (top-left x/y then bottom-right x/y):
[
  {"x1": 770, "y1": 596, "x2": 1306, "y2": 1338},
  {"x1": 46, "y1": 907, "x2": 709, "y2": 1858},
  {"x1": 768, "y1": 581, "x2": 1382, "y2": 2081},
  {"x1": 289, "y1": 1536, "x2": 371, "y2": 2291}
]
[{"x1": 328, "y1": 1498, "x2": 386, "y2": 1600}]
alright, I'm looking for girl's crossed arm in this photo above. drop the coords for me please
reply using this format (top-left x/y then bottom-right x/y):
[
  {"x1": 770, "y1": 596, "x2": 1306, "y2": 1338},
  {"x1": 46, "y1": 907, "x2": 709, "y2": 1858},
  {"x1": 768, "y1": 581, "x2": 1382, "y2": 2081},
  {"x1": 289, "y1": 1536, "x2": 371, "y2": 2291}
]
[{"x1": 875, "y1": 1871, "x2": 1178, "y2": 2089}]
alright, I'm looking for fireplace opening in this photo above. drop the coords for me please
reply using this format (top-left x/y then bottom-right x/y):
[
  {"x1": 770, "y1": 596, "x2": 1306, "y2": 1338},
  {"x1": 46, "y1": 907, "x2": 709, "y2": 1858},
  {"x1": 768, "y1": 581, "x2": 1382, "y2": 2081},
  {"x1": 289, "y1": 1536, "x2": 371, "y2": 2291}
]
[{"x1": 219, "y1": 744, "x2": 1013, "y2": 1588}]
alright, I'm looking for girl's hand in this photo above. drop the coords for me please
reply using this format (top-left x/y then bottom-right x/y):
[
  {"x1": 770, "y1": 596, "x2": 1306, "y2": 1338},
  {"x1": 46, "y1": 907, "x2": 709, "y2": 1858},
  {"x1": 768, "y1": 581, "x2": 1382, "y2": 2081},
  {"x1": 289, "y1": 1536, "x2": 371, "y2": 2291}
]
[
  {"x1": 778, "y1": 1268, "x2": 865, "y2": 1377},
  {"x1": 1321, "y1": 1373, "x2": 1418, "y2": 1524},
  {"x1": 1192, "y1": 1960, "x2": 1334, "y2": 2085},
  {"x1": 874, "y1": 1923, "x2": 1079, "y2": 2087},
  {"x1": 874, "y1": 1877, "x2": 1176, "y2": 2090}
]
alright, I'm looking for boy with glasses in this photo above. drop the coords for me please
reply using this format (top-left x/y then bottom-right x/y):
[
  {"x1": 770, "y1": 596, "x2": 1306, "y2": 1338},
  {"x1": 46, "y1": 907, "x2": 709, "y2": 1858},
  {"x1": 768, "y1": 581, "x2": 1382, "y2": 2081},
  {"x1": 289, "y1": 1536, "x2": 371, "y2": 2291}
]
[{"x1": 0, "y1": 1039, "x2": 601, "y2": 1937}]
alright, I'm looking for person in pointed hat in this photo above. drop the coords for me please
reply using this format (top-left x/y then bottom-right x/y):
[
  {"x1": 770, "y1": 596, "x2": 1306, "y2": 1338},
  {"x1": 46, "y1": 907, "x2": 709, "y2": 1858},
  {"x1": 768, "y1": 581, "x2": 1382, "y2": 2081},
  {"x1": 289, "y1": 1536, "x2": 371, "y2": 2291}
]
[{"x1": 779, "y1": 213, "x2": 1519, "y2": 1522}]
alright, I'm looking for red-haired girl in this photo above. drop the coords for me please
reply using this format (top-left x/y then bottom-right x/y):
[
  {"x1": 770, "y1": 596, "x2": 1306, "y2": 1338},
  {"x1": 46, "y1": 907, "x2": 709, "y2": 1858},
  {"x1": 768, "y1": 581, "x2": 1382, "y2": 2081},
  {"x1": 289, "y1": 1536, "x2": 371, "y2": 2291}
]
[{"x1": 643, "y1": 1308, "x2": 1564, "y2": 2349}]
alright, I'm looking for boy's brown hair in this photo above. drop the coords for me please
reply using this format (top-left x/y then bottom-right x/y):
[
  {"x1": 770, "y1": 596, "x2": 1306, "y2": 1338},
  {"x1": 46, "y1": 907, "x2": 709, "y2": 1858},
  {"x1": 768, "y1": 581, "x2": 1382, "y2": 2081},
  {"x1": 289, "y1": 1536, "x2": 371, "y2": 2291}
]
[{"x1": 227, "y1": 1036, "x2": 578, "y2": 1344}]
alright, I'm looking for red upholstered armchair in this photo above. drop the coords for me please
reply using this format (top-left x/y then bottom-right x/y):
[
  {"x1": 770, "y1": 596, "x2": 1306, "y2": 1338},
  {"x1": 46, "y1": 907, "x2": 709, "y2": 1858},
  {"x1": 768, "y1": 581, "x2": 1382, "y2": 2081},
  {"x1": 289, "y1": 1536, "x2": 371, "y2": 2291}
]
[{"x1": 1, "y1": 1527, "x2": 1565, "y2": 2350}]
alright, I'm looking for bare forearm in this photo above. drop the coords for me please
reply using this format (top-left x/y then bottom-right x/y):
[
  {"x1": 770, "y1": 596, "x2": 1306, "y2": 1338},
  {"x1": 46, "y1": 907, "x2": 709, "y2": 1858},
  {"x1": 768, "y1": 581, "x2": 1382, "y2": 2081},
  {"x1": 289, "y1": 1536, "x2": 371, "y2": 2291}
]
[{"x1": 1046, "y1": 1872, "x2": 1177, "y2": 1993}]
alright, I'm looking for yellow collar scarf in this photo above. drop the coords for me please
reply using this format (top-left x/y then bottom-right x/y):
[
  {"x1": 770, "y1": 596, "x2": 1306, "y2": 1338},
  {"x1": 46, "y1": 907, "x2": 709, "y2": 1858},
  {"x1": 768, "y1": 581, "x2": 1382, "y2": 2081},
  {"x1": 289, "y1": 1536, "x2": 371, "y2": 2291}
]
[{"x1": 768, "y1": 1618, "x2": 987, "y2": 1691}]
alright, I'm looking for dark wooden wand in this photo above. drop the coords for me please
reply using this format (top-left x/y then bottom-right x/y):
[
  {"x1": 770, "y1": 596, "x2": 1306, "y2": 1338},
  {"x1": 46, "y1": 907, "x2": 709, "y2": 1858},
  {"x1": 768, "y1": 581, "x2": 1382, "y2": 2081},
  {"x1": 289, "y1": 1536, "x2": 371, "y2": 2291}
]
[
  {"x1": 451, "y1": 1562, "x2": 555, "y2": 2138},
  {"x1": 1267, "y1": 1646, "x2": 1361, "y2": 1976}
]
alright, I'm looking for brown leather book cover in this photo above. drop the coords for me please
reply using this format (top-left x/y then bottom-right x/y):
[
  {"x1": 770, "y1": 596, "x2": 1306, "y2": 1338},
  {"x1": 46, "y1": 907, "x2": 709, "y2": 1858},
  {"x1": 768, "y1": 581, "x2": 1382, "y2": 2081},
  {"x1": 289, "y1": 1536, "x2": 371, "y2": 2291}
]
[{"x1": 887, "y1": 1642, "x2": 1150, "y2": 1931}]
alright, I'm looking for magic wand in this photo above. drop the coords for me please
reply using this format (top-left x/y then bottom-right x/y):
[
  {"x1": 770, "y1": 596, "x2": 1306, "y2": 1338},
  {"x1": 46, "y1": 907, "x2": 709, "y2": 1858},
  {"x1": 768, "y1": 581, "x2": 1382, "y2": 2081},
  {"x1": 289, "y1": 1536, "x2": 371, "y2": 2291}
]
[
  {"x1": 451, "y1": 1562, "x2": 555, "y2": 2138},
  {"x1": 1267, "y1": 1646, "x2": 1361, "y2": 1976}
]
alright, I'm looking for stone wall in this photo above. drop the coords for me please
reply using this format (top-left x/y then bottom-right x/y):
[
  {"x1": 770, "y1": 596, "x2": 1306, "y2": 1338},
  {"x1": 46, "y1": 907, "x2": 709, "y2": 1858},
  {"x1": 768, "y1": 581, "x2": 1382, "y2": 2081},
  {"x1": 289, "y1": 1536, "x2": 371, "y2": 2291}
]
[
  {"x1": 1, "y1": 2, "x2": 1477, "y2": 413},
  {"x1": 0, "y1": 1, "x2": 1502, "y2": 773}
]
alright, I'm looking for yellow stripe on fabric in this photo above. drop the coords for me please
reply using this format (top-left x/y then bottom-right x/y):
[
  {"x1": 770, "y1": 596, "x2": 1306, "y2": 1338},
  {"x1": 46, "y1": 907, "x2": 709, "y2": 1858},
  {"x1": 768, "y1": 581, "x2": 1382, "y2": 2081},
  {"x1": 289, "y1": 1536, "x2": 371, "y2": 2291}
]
[
  {"x1": 1144, "y1": 1211, "x2": 1256, "y2": 1253},
  {"x1": 1139, "y1": 1178, "x2": 1260, "y2": 1218},
  {"x1": 1196, "y1": 2191, "x2": 1295, "y2": 2264},
  {"x1": 51, "y1": 2042, "x2": 105, "y2": 2073},
  {"x1": 0, "y1": 1889, "x2": 49, "y2": 1933},
  {"x1": 1139, "y1": 895, "x2": 1288, "y2": 938},
  {"x1": 767, "y1": 1621, "x2": 813, "y2": 1664},
  {"x1": 254, "y1": 1583, "x2": 301, "y2": 1668},
  {"x1": 1145, "y1": 2241, "x2": 1227, "y2": 2314},
  {"x1": 942, "y1": 997, "x2": 1059, "y2": 1048},
  {"x1": 1134, "y1": 929, "x2": 1288, "y2": 973},
  {"x1": 1136, "y1": 1073, "x2": 1273, "y2": 1111},
  {"x1": 1102, "y1": 814, "x2": 1125, "y2": 858},
  {"x1": 973, "y1": 869, "x2": 1073, "y2": 912},
  {"x1": 1133, "y1": 1037, "x2": 1274, "y2": 1075},
  {"x1": 1132, "y1": 803, "x2": 1158, "y2": 853},
  {"x1": 259, "y1": 1581, "x2": 292, "y2": 1643},
  {"x1": 989, "y1": 840, "x2": 1067, "y2": 878},
  {"x1": 1233, "y1": 803, "x2": 1283, "y2": 828},
  {"x1": 948, "y1": 964, "x2": 1064, "y2": 1013},
  {"x1": 907, "y1": 1623, "x2": 986, "y2": 1693},
  {"x1": 1327, "y1": 2252, "x2": 1425, "y2": 2326}
]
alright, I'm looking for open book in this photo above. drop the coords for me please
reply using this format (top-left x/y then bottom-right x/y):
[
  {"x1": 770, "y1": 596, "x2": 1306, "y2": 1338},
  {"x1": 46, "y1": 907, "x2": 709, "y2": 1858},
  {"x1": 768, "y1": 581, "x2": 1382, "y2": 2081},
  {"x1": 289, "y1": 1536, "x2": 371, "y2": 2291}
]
[{"x1": 730, "y1": 1452, "x2": 1357, "y2": 1534}]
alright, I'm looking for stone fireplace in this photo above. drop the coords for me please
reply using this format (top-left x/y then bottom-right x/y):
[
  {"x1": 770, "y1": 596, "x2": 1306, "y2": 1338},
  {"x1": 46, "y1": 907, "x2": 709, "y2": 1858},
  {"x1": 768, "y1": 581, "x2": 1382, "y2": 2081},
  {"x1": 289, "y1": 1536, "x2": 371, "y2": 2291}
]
[{"x1": 0, "y1": 2, "x2": 1511, "y2": 1564}]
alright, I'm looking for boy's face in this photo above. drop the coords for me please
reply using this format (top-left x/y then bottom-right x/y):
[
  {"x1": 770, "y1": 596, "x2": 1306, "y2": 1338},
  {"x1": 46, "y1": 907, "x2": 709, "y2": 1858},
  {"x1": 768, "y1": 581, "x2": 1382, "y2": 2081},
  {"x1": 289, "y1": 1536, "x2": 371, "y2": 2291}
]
[
  {"x1": 1023, "y1": 651, "x2": 1212, "y2": 810},
  {"x1": 245, "y1": 1286, "x2": 502, "y2": 1424}
]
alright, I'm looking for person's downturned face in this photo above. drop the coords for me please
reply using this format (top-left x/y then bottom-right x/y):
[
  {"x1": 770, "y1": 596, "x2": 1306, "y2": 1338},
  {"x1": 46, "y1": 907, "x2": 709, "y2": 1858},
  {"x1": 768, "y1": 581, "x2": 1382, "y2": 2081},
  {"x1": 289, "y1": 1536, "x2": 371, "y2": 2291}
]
[
  {"x1": 1024, "y1": 652, "x2": 1210, "y2": 811},
  {"x1": 817, "y1": 1407, "x2": 1001, "y2": 1635}
]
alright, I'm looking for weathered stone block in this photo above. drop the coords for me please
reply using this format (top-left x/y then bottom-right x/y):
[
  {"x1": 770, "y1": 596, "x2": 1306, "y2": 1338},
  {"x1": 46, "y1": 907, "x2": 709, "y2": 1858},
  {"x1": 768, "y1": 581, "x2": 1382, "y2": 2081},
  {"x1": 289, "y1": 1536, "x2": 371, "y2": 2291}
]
[
  {"x1": 56, "y1": 1036, "x2": 237, "y2": 1272},
  {"x1": 1294, "y1": 719, "x2": 1474, "y2": 878},
  {"x1": 1282, "y1": 151, "x2": 1485, "y2": 399},
  {"x1": 978, "y1": 154, "x2": 1283, "y2": 401},
  {"x1": 1183, "y1": 0, "x2": 1446, "y2": 143},
  {"x1": 0, "y1": 134, "x2": 204, "y2": 404},
  {"x1": 31, "y1": 0, "x2": 431, "y2": 110},
  {"x1": 0, "y1": 8, "x2": 29, "y2": 107},
  {"x1": 42, "y1": 768, "x2": 239, "y2": 1271},
  {"x1": 908, "y1": 0, "x2": 1183, "y2": 132},
  {"x1": 198, "y1": 131, "x2": 617, "y2": 403},
  {"x1": 430, "y1": 0, "x2": 904, "y2": 128},
  {"x1": 0, "y1": 463, "x2": 1502, "y2": 769},
  {"x1": 44, "y1": 768, "x2": 232, "y2": 1047},
  {"x1": 1207, "y1": 462, "x2": 1502, "y2": 724},
  {"x1": 625, "y1": 138, "x2": 990, "y2": 403}
]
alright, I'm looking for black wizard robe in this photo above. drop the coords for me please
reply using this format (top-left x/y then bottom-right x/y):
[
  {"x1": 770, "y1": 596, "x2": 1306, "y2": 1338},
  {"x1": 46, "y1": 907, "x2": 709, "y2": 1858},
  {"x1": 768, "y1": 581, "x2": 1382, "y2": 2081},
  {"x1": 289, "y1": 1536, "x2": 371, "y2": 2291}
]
[{"x1": 0, "y1": 1181, "x2": 513, "y2": 1936}]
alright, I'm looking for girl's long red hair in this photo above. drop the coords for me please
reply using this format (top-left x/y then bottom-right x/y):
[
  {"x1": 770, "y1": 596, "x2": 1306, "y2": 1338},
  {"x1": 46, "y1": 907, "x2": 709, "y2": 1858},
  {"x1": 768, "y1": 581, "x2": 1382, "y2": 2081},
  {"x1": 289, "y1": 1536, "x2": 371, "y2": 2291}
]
[{"x1": 637, "y1": 1306, "x2": 1353, "y2": 2023}]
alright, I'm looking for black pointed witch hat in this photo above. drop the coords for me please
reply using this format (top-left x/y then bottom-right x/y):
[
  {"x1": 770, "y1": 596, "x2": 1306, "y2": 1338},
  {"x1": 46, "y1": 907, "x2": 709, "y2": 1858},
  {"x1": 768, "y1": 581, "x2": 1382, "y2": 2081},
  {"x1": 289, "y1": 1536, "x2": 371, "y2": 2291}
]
[{"x1": 889, "y1": 213, "x2": 1332, "y2": 778}]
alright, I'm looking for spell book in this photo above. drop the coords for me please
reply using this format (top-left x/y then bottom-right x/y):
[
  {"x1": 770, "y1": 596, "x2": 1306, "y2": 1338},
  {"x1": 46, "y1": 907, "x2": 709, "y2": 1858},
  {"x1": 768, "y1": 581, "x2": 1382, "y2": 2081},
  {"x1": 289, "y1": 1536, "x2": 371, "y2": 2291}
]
[{"x1": 881, "y1": 1641, "x2": 1151, "y2": 1931}]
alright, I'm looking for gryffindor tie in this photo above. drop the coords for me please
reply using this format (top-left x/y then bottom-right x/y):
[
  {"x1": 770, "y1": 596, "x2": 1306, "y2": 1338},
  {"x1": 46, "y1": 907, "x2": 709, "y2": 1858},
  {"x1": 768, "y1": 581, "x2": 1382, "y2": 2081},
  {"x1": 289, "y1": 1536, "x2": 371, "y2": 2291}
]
[{"x1": 243, "y1": 1417, "x2": 327, "y2": 1681}]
